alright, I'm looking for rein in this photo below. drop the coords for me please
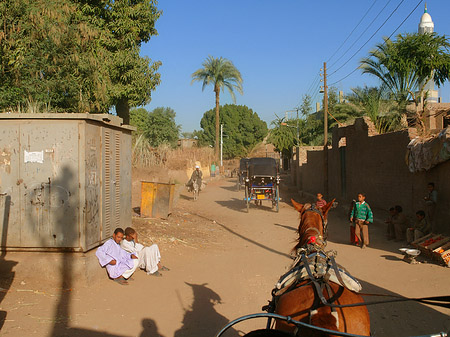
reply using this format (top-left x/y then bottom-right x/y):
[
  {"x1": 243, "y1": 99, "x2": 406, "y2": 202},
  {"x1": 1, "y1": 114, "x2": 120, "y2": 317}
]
[{"x1": 276, "y1": 248, "x2": 450, "y2": 310}]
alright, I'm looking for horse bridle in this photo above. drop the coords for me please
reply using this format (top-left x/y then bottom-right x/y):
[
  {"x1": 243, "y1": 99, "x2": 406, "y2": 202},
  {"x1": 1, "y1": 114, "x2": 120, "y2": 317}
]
[{"x1": 302, "y1": 204, "x2": 328, "y2": 241}]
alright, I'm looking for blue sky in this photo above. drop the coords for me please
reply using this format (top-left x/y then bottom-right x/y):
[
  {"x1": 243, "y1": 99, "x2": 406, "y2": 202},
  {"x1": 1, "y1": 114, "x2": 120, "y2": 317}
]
[{"x1": 140, "y1": 0, "x2": 450, "y2": 132}]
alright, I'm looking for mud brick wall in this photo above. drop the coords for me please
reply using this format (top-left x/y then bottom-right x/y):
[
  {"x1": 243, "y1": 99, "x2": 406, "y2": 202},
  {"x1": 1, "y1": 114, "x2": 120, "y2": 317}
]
[{"x1": 293, "y1": 118, "x2": 450, "y2": 234}]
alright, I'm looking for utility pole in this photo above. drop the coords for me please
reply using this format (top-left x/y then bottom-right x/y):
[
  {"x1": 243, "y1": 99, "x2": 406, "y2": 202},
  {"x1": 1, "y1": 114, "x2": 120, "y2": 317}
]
[
  {"x1": 220, "y1": 124, "x2": 223, "y2": 168},
  {"x1": 322, "y1": 62, "x2": 329, "y2": 198},
  {"x1": 323, "y1": 62, "x2": 328, "y2": 146},
  {"x1": 296, "y1": 108, "x2": 300, "y2": 145}
]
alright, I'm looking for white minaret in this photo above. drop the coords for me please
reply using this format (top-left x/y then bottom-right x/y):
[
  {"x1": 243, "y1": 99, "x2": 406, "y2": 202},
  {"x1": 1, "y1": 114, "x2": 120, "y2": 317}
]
[
  {"x1": 418, "y1": 3, "x2": 438, "y2": 103},
  {"x1": 418, "y1": 3, "x2": 434, "y2": 34}
]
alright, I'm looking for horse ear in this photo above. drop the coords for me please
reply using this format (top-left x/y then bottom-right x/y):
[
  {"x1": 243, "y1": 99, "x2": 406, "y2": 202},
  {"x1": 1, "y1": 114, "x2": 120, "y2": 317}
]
[
  {"x1": 322, "y1": 198, "x2": 336, "y2": 216},
  {"x1": 291, "y1": 199, "x2": 304, "y2": 212}
]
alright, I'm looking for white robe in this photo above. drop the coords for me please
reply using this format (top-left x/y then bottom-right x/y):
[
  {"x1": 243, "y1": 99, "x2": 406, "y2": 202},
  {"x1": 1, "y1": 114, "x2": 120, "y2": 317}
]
[
  {"x1": 95, "y1": 238, "x2": 139, "y2": 279},
  {"x1": 121, "y1": 239, "x2": 161, "y2": 274}
]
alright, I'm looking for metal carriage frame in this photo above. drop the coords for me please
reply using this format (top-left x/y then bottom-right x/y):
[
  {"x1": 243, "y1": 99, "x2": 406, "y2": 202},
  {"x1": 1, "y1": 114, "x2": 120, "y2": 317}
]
[
  {"x1": 238, "y1": 158, "x2": 250, "y2": 191},
  {"x1": 244, "y1": 158, "x2": 280, "y2": 213}
]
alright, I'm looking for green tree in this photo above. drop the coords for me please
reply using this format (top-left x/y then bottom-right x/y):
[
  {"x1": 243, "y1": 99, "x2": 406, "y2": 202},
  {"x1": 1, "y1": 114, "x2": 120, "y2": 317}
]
[
  {"x1": 0, "y1": 0, "x2": 161, "y2": 121},
  {"x1": 0, "y1": 0, "x2": 110, "y2": 112},
  {"x1": 191, "y1": 56, "x2": 243, "y2": 160},
  {"x1": 360, "y1": 33, "x2": 450, "y2": 131},
  {"x1": 196, "y1": 104, "x2": 267, "y2": 158},
  {"x1": 145, "y1": 107, "x2": 180, "y2": 147},
  {"x1": 300, "y1": 94, "x2": 313, "y2": 117},
  {"x1": 129, "y1": 107, "x2": 150, "y2": 135},
  {"x1": 105, "y1": 0, "x2": 162, "y2": 124},
  {"x1": 268, "y1": 117, "x2": 297, "y2": 156},
  {"x1": 347, "y1": 86, "x2": 402, "y2": 133}
]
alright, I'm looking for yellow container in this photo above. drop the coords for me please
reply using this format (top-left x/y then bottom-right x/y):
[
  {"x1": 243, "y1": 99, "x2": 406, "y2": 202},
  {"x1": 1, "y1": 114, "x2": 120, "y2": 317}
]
[{"x1": 141, "y1": 181, "x2": 175, "y2": 218}]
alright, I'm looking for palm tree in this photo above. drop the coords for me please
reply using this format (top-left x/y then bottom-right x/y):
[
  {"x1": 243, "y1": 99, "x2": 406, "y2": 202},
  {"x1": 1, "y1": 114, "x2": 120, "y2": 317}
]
[
  {"x1": 359, "y1": 38, "x2": 413, "y2": 116},
  {"x1": 360, "y1": 33, "x2": 450, "y2": 132},
  {"x1": 347, "y1": 86, "x2": 403, "y2": 133},
  {"x1": 191, "y1": 56, "x2": 243, "y2": 160}
]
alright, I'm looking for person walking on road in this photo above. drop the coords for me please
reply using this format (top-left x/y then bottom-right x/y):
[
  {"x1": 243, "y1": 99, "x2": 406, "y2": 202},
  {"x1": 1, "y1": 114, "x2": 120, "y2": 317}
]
[{"x1": 350, "y1": 193, "x2": 373, "y2": 249}]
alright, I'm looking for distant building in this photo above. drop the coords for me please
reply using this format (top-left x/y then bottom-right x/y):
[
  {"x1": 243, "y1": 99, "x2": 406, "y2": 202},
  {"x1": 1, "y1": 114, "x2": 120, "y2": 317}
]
[{"x1": 178, "y1": 138, "x2": 198, "y2": 148}]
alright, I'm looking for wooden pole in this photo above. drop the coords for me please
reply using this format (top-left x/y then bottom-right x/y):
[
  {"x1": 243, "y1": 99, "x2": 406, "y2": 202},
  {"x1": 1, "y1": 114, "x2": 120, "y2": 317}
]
[{"x1": 323, "y1": 62, "x2": 329, "y2": 198}]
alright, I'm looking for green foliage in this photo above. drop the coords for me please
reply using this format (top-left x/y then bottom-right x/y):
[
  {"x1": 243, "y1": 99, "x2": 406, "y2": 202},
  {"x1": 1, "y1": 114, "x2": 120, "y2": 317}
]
[
  {"x1": 129, "y1": 108, "x2": 149, "y2": 134},
  {"x1": 191, "y1": 56, "x2": 243, "y2": 159},
  {"x1": 191, "y1": 56, "x2": 243, "y2": 101},
  {"x1": 360, "y1": 32, "x2": 450, "y2": 129},
  {"x1": 145, "y1": 107, "x2": 180, "y2": 147},
  {"x1": 196, "y1": 104, "x2": 267, "y2": 158},
  {"x1": 130, "y1": 107, "x2": 180, "y2": 147},
  {"x1": 294, "y1": 90, "x2": 363, "y2": 147},
  {"x1": 268, "y1": 118, "x2": 298, "y2": 156},
  {"x1": 0, "y1": 0, "x2": 161, "y2": 121},
  {"x1": 346, "y1": 86, "x2": 403, "y2": 133}
]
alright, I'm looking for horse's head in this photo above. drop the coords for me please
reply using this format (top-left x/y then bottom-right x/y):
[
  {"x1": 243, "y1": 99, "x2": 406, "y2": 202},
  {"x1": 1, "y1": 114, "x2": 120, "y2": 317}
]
[{"x1": 291, "y1": 198, "x2": 336, "y2": 251}]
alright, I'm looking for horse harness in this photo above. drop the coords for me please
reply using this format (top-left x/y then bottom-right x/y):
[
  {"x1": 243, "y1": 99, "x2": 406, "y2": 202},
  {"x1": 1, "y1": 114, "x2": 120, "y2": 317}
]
[
  {"x1": 264, "y1": 247, "x2": 450, "y2": 335},
  {"x1": 264, "y1": 246, "x2": 363, "y2": 335},
  {"x1": 301, "y1": 204, "x2": 328, "y2": 241}
]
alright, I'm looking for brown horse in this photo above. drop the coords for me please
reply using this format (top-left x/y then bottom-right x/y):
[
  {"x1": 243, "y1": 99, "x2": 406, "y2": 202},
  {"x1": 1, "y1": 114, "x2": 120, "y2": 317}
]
[{"x1": 272, "y1": 199, "x2": 371, "y2": 337}]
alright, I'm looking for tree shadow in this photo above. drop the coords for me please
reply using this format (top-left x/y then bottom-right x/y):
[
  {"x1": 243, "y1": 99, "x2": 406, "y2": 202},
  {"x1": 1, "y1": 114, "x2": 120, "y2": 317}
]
[
  {"x1": 47, "y1": 166, "x2": 77, "y2": 336},
  {"x1": 216, "y1": 198, "x2": 281, "y2": 214},
  {"x1": 174, "y1": 283, "x2": 240, "y2": 337},
  {"x1": 220, "y1": 184, "x2": 240, "y2": 192},
  {"x1": 22, "y1": 165, "x2": 80, "y2": 336},
  {"x1": 215, "y1": 198, "x2": 248, "y2": 213},
  {"x1": 0, "y1": 195, "x2": 18, "y2": 330},
  {"x1": 273, "y1": 223, "x2": 297, "y2": 232},
  {"x1": 192, "y1": 213, "x2": 291, "y2": 259},
  {"x1": 179, "y1": 194, "x2": 194, "y2": 201}
]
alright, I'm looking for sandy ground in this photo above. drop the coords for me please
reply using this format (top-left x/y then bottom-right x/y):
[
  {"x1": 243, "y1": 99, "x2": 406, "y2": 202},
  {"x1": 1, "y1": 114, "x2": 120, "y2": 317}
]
[{"x1": 0, "y1": 174, "x2": 449, "y2": 337}]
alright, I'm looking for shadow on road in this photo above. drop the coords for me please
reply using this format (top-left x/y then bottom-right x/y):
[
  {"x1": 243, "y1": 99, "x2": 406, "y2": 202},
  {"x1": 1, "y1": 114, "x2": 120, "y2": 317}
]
[
  {"x1": 139, "y1": 318, "x2": 165, "y2": 337},
  {"x1": 215, "y1": 198, "x2": 247, "y2": 213},
  {"x1": 174, "y1": 282, "x2": 240, "y2": 337},
  {"x1": 273, "y1": 223, "x2": 297, "y2": 232},
  {"x1": 220, "y1": 184, "x2": 239, "y2": 192},
  {"x1": 358, "y1": 279, "x2": 450, "y2": 336},
  {"x1": 191, "y1": 212, "x2": 291, "y2": 259},
  {"x1": 216, "y1": 198, "x2": 279, "y2": 214},
  {"x1": 0, "y1": 194, "x2": 18, "y2": 331}
]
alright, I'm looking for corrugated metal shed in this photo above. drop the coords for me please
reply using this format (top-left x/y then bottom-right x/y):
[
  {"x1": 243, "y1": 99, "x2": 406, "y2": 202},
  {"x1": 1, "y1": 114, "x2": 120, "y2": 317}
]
[{"x1": 0, "y1": 113, "x2": 134, "y2": 252}]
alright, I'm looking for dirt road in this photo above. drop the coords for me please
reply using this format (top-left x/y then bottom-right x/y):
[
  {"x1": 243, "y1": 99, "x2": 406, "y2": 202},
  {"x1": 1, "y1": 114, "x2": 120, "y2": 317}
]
[{"x1": 1, "y1": 176, "x2": 449, "y2": 337}]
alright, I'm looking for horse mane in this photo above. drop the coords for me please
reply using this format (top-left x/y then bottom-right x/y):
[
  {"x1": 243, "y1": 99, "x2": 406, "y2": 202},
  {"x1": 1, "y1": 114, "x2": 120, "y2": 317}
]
[{"x1": 291, "y1": 198, "x2": 335, "y2": 251}]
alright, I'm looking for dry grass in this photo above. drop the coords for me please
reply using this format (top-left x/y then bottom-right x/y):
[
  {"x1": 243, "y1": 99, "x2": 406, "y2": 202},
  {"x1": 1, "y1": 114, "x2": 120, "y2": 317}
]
[{"x1": 132, "y1": 136, "x2": 215, "y2": 170}]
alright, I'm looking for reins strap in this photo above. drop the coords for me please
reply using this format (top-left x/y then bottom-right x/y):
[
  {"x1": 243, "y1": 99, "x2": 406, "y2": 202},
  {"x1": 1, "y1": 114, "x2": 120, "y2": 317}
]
[{"x1": 301, "y1": 254, "x2": 329, "y2": 306}]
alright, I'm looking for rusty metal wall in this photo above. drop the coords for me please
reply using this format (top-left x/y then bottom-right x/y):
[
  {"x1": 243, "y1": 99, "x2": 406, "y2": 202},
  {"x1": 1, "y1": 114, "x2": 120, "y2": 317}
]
[{"x1": 0, "y1": 114, "x2": 133, "y2": 252}]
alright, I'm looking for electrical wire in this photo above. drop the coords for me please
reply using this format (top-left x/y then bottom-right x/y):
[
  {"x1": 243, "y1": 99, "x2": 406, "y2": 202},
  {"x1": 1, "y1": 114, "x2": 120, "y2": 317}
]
[
  {"x1": 328, "y1": 0, "x2": 406, "y2": 78},
  {"x1": 328, "y1": 0, "x2": 424, "y2": 86},
  {"x1": 326, "y1": 0, "x2": 379, "y2": 64},
  {"x1": 328, "y1": 0, "x2": 393, "y2": 70}
]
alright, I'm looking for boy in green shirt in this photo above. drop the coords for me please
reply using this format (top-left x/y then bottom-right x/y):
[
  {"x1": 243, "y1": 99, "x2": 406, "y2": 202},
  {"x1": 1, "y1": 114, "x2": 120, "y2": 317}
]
[{"x1": 350, "y1": 193, "x2": 373, "y2": 248}]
